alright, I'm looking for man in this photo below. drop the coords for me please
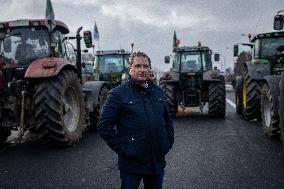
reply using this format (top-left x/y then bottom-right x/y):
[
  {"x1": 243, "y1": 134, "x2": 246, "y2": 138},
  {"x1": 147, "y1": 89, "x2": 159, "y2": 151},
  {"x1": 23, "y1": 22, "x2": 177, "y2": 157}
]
[{"x1": 98, "y1": 51, "x2": 174, "y2": 189}]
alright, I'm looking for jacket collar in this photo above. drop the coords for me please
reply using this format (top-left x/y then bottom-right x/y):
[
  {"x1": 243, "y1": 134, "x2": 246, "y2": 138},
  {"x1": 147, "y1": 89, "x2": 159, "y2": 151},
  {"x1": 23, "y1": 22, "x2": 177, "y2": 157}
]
[{"x1": 128, "y1": 77, "x2": 154, "y2": 91}]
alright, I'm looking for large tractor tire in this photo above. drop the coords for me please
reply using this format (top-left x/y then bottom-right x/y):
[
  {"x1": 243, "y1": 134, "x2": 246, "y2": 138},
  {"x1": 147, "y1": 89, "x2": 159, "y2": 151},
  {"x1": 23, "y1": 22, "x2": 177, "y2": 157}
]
[
  {"x1": 159, "y1": 81, "x2": 178, "y2": 118},
  {"x1": 235, "y1": 77, "x2": 243, "y2": 114},
  {"x1": 242, "y1": 73, "x2": 262, "y2": 121},
  {"x1": 280, "y1": 74, "x2": 284, "y2": 144},
  {"x1": 208, "y1": 78, "x2": 226, "y2": 118},
  {"x1": 0, "y1": 130, "x2": 11, "y2": 145},
  {"x1": 33, "y1": 70, "x2": 85, "y2": 146},
  {"x1": 261, "y1": 83, "x2": 280, "y2": 138},
  {"x1": 89, "y1": 85, "x2": 108, "y2": 131}
]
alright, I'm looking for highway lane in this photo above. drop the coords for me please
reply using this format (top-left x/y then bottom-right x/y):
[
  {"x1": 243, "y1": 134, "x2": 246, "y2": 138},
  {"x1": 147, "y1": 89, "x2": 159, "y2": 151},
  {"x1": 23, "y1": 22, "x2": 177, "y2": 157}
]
[{"x1": 1, "y1": 87, "x2": 284, "y2": 188}]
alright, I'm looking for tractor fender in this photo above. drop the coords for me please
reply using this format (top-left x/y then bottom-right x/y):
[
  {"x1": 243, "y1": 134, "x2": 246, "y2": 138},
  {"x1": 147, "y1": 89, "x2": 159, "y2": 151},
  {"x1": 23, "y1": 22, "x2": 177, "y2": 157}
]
[
  {"x1": 203, "y1": 69, "x2": 221, "y2": 82},
  {"x1": 83, "y1": 81, "x2": 107, "y2": 112},
  {"x1": 236, "y1": 76, "x2": 243, "y2": 90},
  {"x1": 263, "y1": 75, "x2": 281, "y2": 112},
  {"x1": 0, "y1": 59, "x2": 4, "y2": 89},
  {"x1": 25, "y1": 57, "x2": 76, "y2": 78},
  {"x1": 160, "y1": 71, "x2": 180, "y2": 82},
  {"x1": 245, "y1": 62, "x2": 270, "y2": 80},
  {"x1": 159, "y1": 78, "x2": 178, "y2": 86}
]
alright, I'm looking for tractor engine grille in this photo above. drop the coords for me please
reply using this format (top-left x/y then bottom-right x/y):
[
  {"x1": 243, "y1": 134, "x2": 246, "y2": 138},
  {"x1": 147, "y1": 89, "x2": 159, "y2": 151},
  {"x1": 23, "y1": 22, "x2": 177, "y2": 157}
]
[
  {"x1": 179, "y1": 75, "x2": 202, "y2": 107},
  {"x1": 179, "y1": 75, "x2": 202, "y2": 90}
]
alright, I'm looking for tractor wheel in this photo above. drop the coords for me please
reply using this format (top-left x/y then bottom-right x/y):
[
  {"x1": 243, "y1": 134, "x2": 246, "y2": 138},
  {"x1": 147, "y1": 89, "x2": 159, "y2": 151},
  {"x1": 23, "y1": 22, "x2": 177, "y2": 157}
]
[
  {"x1": 242, "y1": 73, "x2": 261, "y2": 121},
  {"x1": 235, "y1": 77, "x2": 243, "y2": 114},
  {"x1": 89, "y1": 86, "x2": 109, "y2": 131},
  {"x1": 261, "y1": 83, "x2": 280, "y2": 138},
  {"x1": 280, "y1": 74, "x2": 284, "y2": 144},
  {"x1": 208, "y1": 78, "x2": 226, "y2": 118},
  {"x1": 0, "y1": 130, "x2": 11, "y2": 145},
  {"x1": 33, "y1": 70, "x2": 85, "y2": 146},
  {"x1": 159, "y1": 81, "x2": 178, "y2": 118}
]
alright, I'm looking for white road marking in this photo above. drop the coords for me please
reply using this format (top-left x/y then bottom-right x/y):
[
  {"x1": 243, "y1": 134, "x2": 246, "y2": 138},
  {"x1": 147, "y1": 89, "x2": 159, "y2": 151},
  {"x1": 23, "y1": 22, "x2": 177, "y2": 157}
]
[{"x1": 226, "y1": 98, "x2": 236, "y2": 109}]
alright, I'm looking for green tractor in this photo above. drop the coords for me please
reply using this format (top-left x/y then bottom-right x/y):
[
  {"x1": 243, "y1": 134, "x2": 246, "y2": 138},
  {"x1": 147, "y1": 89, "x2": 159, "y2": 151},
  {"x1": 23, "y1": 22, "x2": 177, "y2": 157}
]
[
  {"x1": 276, "y1": 11, "x2": 284, "y2": 146},
  {"x1": 260, "y1": 11, "x2": 284, "y2": 140},
  {"x1": 235, "y1": 31, "x2": 284, "y2": 122},
  {"x1": 235, "y1": 11, "x2": 284, "y2": 138},
  {"x1": 160, "y1": 34, "x2": 225, "y2": 118},
  {"x1": 93, "y1": 49, "x2": 131, "y2": 89},
  {"x1": 83, "y1": 49, "x2": 130, "y2": 128}
]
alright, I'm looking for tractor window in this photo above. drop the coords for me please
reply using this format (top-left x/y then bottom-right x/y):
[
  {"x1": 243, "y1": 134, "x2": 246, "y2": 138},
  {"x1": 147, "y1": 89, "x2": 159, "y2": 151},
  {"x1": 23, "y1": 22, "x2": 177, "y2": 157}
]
[
  {"x1": 51, "y1": 31, "x2": 65, "y2": 58},
  {"x1": 82, "y1": 63, "x2": 94, "y2": 74},
  {"x1": 180, "y1": 53, "x2": 202, "y2": 73},
  {"x1": 65, "y1": 42, "x2": 76, "y2": 64},
  {"x1": 96, "y1": 54, "x2": 127, "y2": 74},
  {"x1": 203, "y1": 52, "x2": 212, "y2": 70},
  {"x1": 123, "y1": 55, "x2": 129, "y2": 69},
  {"x1": 0, "y1": 28, "x2": 49, "y2": 65},
  {"x1": 253, "y1": 39, "x2": 261, "y2": 58},
  {"x1": 261, "y1": 37, "x2": 284, "y2": 58},
  {"x1": 173, "y1": 53, "x2": 180, "y2": 72}
]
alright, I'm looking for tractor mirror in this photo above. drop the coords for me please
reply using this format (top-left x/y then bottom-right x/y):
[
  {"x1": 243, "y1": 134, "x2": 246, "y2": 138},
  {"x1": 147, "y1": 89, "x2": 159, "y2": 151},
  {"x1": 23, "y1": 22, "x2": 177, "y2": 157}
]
[
  {"x1": 233, "y1": 45, "x2": 239, "y2": 57},
  {"x1": 214, "y1": 54, "x2": 220, "y2": 61},
  {"x1": 165, "y1": 56, "x2": 170, "y2": 64},
  {"x1": 82, "y1": 62, "x2": 86, "y2": 68},
  {"x1": 3, "y1": 38, "x2": 11, "y2": 53},
  {"x1": 274, "y1": 15, "x2": 284, "y2": 30},
  {"x1": 276, "y1": 45, "x2": 284, "y2": 52},
  {"x1": 83, "y1": 31, "x2": 93, "y2": 48}
]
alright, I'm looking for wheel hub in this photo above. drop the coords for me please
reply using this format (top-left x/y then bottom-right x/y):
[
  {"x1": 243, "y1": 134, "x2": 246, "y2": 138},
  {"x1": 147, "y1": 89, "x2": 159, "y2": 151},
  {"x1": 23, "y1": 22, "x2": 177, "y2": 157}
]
[
  {"x1": 263, "y1": 91, "x2": 272, "y2": 127},
  {"x1": 63, "y1": 87, "x2": 79, "y2": 133},
  {"x1": 64, "y1": 104, "x2": 72, "y2": 113},
  {"x1": 242, "y1": 80, "x2": 247, "y2": 109}
]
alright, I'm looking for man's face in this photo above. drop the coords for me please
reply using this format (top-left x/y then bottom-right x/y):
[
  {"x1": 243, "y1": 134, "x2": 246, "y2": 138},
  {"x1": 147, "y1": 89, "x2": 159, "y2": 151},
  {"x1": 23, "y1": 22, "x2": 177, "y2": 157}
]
[{"x1": 129, "y1": 56, "x2": 150, "y2": 83}]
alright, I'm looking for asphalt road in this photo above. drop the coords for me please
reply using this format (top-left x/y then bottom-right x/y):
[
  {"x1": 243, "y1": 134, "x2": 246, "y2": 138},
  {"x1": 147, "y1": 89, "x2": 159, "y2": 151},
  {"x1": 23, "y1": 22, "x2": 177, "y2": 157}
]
[{"x1": 1, "y1": 86, "x2": 284, "y2": 189}]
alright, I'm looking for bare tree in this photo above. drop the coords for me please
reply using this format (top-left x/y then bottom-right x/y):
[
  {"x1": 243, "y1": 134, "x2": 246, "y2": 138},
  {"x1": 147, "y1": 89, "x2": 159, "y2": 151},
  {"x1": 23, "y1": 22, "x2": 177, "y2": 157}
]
[{"x1": 233, "y1": 51, "x2": 252, "y2": 77}]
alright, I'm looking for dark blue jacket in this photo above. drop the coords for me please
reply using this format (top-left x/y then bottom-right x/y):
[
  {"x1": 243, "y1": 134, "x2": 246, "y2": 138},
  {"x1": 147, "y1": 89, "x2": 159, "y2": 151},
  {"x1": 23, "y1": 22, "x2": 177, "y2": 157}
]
[{"x1": 98, "y1": 78, "x2": 174, "y2": 174}]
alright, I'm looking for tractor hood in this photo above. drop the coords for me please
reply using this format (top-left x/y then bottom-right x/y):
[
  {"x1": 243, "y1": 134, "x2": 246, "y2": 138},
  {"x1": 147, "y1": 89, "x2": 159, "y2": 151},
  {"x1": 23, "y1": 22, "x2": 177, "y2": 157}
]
[{"x1": 25, "y1": 57, "x2": 74, "y2": 78}]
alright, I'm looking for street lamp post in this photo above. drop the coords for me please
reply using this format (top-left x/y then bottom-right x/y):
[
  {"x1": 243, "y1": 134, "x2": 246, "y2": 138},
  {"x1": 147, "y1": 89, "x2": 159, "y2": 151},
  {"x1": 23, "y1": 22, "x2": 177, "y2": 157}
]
[{"x1": 219, "y1": 54, "x2": 226, "y2": 73}]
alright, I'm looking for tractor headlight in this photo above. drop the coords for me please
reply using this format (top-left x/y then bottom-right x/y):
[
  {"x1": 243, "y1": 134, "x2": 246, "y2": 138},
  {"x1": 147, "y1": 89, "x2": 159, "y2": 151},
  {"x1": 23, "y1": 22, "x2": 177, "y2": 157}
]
[{"x1": 121, "y1": 73, "x2": 126, "y2": 80}]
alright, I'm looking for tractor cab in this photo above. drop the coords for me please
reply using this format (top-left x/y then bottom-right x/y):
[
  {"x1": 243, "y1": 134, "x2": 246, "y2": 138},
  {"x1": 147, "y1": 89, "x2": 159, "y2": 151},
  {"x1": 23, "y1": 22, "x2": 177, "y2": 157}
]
[
  {"x1": 0, "y1": 19, "x2": 69, "y2": 67},
  {"x1": 250, "y1": 32, "x2": 284, "y2": 72},
  {"x1": 94, "y1": 49, "x2": 130, "y2": 88},
  {"x1": 172, "y1": 46, "x2": 212, "y2": 73}
]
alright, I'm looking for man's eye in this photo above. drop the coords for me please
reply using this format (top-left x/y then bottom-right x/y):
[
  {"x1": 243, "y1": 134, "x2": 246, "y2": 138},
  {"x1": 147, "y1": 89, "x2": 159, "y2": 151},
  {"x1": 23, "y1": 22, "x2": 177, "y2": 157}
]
[
  {"x1": 134, "y1": 65, "x2": 141, "y2": 68},
  {"x1": 133, "y1": 64, "x2": 149, "y2": 69}
]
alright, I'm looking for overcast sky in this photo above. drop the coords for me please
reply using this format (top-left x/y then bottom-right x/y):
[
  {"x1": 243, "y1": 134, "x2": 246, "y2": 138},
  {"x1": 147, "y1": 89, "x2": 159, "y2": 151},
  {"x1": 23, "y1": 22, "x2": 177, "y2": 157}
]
[{"x1": 0, "y1": 0, "x2": 283, "y2": 71}]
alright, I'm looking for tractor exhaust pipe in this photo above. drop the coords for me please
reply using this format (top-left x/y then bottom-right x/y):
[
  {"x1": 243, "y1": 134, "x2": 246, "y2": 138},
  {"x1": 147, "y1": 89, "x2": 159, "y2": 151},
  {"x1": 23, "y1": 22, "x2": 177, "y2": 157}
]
[{"x1": 76, "y1": 27, "x2": 83, "y2": 81}]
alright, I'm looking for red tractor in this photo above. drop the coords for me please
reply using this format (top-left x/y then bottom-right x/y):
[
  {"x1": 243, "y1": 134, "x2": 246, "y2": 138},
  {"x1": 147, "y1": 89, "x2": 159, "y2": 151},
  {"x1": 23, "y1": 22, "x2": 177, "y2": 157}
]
[{"x1": 0, "y1": 13, "x2": 106, "y2": 146}]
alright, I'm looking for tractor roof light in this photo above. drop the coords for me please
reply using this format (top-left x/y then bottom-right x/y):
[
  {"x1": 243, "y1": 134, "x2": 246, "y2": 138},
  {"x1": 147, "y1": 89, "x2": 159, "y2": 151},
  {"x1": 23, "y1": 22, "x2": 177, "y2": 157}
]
[
  {"x1": 176, "y1": 39, "x2": 181, "y2": 45},
  {"x1": 198, "y1": 41, "x2": 202, "y2": 47}
]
